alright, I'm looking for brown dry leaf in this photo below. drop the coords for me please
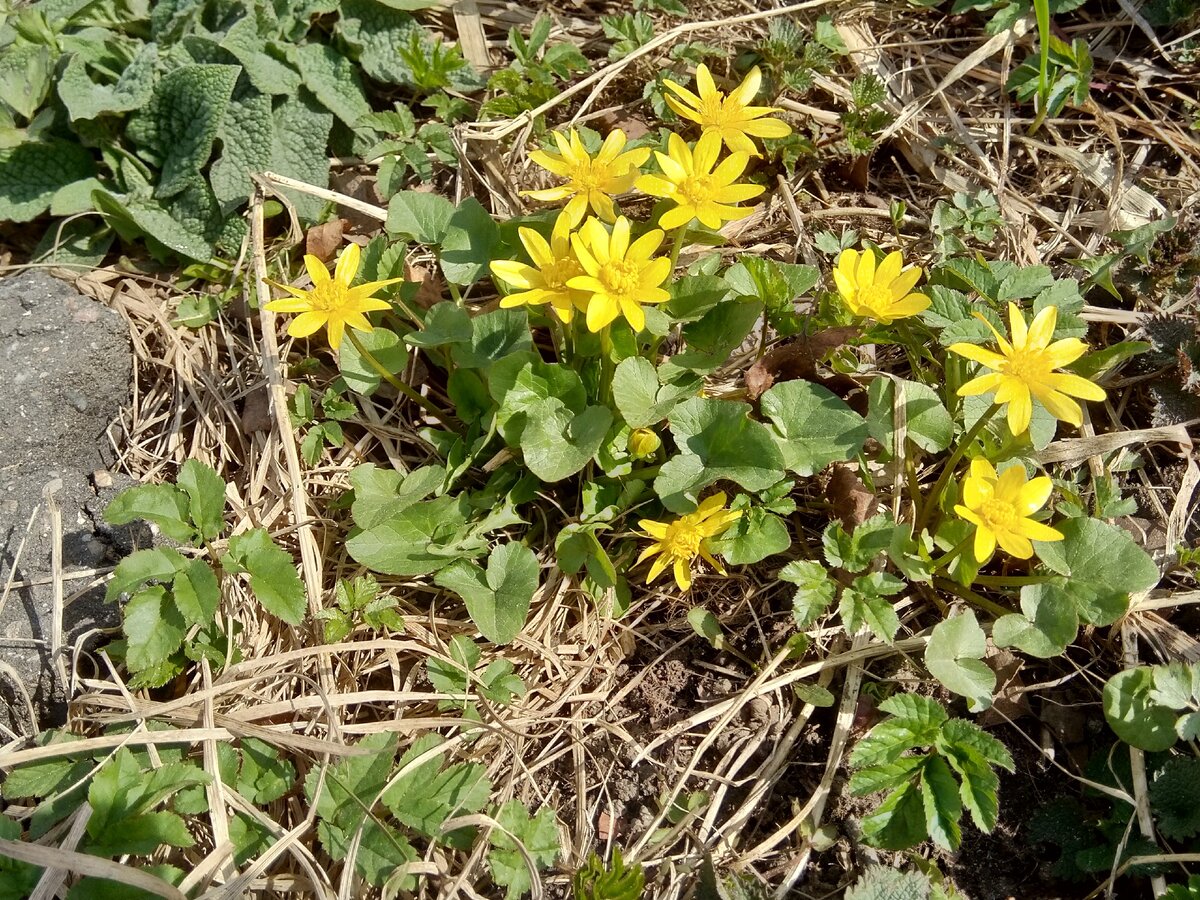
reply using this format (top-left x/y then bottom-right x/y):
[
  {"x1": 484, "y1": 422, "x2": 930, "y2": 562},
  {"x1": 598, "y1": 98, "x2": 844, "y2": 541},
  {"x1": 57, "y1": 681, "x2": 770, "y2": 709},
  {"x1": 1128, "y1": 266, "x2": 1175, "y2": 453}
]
[
  {"x1": 595, "y1": 111, "x2": 653, "y2": 142},
  {"x1": 305, "y1": 219, "x2": 345, "y2": 262},
  {"x1": 405, "y1": 262, "x2": 446, "y2": 309},
  {"x1": 241, "y1": 384, "x2": 274, "y2": 433},
  {"x1": 829, "y1": 463, "x2": 875, "y2": 530},
  {"x1": 745, "y1": 327, "x2": 860, "y2": 399},
  {"x1": 978, "y1": 645, "x2": 1031, "y2": 727}
]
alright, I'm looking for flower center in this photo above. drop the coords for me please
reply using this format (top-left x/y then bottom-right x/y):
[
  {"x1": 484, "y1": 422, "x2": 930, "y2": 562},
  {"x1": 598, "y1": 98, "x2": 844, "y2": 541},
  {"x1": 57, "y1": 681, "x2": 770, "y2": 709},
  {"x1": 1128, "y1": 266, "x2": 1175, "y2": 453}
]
[
  {"x1": 600, "y1": 259, "x2": 641, "y2": 298},
  {"x1": 856, "y1": 284, "x2": 893, "y2": 315},
  {"x1": 678, "y1": 174, "x2": 715, "y2": 205},
  {"x1": 1002, "y1": 347, "x2": 1052, "y2": 383},
  {"x1": 980, "y1": 498, "x2": 1018, "y2": 531},
  {"x1": 663, "y1": 521, "x2": 704, "y2": 560},
  {"x1": 307, "y1": 282, "x2": 347, "y2": 311},
  {"x1": 571, "y1": 161, "x2": 606, "y2": 194},
  {"x1": 699, "y1": 94, "x2": 729, "y2": 125},
  {"x1": 544, "y1": 258, "x2": 582, "y2": 291}
]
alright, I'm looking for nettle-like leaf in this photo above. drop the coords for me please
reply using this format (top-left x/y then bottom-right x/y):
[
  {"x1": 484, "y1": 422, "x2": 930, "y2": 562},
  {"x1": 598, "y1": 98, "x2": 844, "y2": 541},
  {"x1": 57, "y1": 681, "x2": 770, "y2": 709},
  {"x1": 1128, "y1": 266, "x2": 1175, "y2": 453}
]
[
  {"x1": 1035, "y1": 517, "x2": 1160, "y2": 626},
  {"x1": 383, "y1": 734, "x2": 491, "y2": 844},
  {"x1": 850, "y1": 694, "x2": 1013, "y2": 852},
  {"x1": 839, "y1": 571, "x2": 904, "y2": 643},
  {"x1": 761, "y1": 379, "x2": 868, "y2": 477},
  {"x1": 781, "y1": 560, "x2": 837, "y2": 627},
  {"x1": 822, "y1": 516, "x2": 897, "y2": 574},
  {"x1": 435, "y1": 543, "x2": 539, "y2": 645},
  {"x1": 223, "y1": 528, "x2": 306, "y2": 625},
  {"x1": 844, "y1": 865, "x2": 935, "y2": 900},
  {"x1": 1149, "y1": 757, "x2": 1200, "y2": 840},
  {"x1": 488, "y1": 800, "x2": 561, "y2": 900},
  {"x1": 925, "y1": 610, "x2": 994, "y2": 712}
]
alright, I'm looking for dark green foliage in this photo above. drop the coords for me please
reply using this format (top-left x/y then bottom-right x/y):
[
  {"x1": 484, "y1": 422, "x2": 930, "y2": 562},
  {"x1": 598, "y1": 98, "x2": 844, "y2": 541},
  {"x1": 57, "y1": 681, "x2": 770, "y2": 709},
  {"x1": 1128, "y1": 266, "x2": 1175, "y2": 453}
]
[
  {"x1": 573, "y1": 848, "x2": 645, "y2": 900},
  {"x1": 1150, "y1": 757, "x2": 1200, "y2": 840}
]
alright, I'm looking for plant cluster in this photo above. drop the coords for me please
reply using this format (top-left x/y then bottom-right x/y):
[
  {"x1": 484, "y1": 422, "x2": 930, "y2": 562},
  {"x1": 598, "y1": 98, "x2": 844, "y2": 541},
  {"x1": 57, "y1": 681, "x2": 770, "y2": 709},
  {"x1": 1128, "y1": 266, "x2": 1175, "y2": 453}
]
[{"x1": 0, "y1": 0, "x2": 476, "y2": 264}]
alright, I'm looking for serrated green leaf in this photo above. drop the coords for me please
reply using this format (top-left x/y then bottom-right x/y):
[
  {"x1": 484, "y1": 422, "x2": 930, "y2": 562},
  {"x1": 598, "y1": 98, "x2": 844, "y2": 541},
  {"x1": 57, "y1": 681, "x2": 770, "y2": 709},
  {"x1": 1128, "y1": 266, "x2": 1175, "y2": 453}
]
[
  {"x1": 1034, "y1": 517, "x2": 1159, "y2": 626},
  {"x1": 840, "y1": 572, "x2": 903, "y2": 642},
  {"x1": 860, "y1": 779, "x2": 928, "y2": 850},
  {"x1": 104, "y1": 547, "x2": 188, "y2": 602},
  {"x1": 223, "y1": 528, "x2": 306, "y2": 625},
  {"x1": 925, "y1": 610, "x2": 994, "y2": 712},
  {"x1": 878, "y1": 693, "x2": 950, "y2": 726},
  {"x1": 849, "y1": 756, "x2": 926, "y2": 796},
  {"x1": 780, "y1": 560, "x2": 836, "y2": 627},
  {"x1": 123, "y1": 586, "x2": 188, "y2": 672},
  {"x1": 0, "y1": 43, "x2": 52, "y2": 120},
  {"x1": 489, "y1": 801, "x2": 560, "y2": 900},
  {"x1": 761, "y1": 380, "x2": 868, "y2": 476},
  {"x1": 237, "y1": 738, "x2": 296, "y2": 806},
  {"x1": 1150, "y1": 757, "x2": 1200, "y2": 840},
  {"x1": 293, "y1": 43, "x2": 371, "y2": 128},
  {"x1": 434, "y1": 542, "x2": 538, "y2": 645},
  {"x1": 0, "y1": 138, "x2": 95, "y2": 223},
  {"x1": 171, "y1": 557, "x2": 220, "y2": 627},
  {"x1": 177, "y1": 459, "x2": 226, "y2": 542},
  {"x1": 305, "y1": 731, "x2": 396, "y2": 862},
  {"x1": 920, "y1": 754, "x2": 963, "y2": 850},
  {"x1": 708, "y1": 507, "x2": 790, "y2": 565}
]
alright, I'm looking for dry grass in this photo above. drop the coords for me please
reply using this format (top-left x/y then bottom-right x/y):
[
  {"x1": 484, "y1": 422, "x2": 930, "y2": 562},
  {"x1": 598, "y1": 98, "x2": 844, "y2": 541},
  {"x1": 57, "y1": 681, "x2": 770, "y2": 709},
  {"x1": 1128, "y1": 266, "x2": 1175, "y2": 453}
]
[{"x1": 2, "y1": 0, "x2": 1199, "y2": 897}]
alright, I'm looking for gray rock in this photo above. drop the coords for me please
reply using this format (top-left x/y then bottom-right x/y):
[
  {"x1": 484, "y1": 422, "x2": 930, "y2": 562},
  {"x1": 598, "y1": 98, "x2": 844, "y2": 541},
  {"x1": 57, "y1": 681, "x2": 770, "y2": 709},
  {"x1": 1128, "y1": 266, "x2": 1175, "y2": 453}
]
[{"x1": 0, "y1": 271, "x2": 133, "y2": 736}]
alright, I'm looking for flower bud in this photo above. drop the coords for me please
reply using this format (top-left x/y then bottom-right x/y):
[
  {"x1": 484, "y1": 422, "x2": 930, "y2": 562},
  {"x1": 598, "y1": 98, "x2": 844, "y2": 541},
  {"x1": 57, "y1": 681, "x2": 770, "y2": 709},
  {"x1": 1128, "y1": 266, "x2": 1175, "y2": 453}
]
[{"x1": 628, "y1": 428, "x2": 661, "y2": 460}]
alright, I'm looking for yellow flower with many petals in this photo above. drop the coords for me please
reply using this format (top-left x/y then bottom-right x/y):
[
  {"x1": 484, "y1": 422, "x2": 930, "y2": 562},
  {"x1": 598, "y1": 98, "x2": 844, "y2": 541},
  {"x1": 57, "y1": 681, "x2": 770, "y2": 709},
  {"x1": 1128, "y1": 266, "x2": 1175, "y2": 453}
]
[
  {"x1": 568, "y1": 216, "x2": 671, "y2": 333},
  {"x1": 954, "y1": 458, "x2": 1063, "y2": 564},
  {"x1": 635, "y1": 132, "x2": 764, "y2": 231},
  {"x1": 265, "y1": 243, "x2": 401, "y2": 349},
  {"x1": 636, "y1": 492, "x2": 742, "y2": 592},
  {"x1": 489, "y1": 212, "x2": 586, "y2": 324},
  {"x1": 948, "y1": 303, "x2": 1107, "y2": 436},
  {"x1": 663, "y1": 64, "x2": 791, "y2": 157},
  {"x1": 524, "y1": 128, "x2": 651, "y2": 227},
  {"x1": 833, "y1": 248, "x2": 930, "y2": 324}
]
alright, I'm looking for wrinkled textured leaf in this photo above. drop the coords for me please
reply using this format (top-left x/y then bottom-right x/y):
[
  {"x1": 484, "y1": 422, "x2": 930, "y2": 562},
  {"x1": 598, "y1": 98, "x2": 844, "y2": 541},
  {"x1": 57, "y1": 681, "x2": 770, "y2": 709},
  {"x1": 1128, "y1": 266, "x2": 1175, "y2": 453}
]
[
  {"x1": 0, "y1": 139, "x2": 95, "y2": 223},
  {"x1": 292, "y1": 43, "x2": 371, "y2": 128}
]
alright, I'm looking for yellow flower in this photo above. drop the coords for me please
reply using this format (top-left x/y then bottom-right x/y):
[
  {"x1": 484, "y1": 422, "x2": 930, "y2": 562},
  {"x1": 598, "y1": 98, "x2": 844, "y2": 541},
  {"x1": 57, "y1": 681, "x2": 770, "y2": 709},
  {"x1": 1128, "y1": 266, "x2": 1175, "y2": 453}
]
[
  {"x1": 489, "y1": 212, "x2": 587, "y2": 324},
  {"x1": 663, "y1": 63, "x2": 792, "y2": 157},
  {"x1": 525, "y1": 128, "x2": 651, "y2": 227},
  {"x1": 568, "y1": 216, "x2": 671, "y2": 333},
  {"x1": 833, "y1": 248, "x2": 930, "y2": 324},
  {"x1": 948, "y1": 303, "x2": 1108, "y2": 436},
  {"x1": 628, "y1": 428, "x2": 662, "y2": 460},
  {"x1": 635, "y1": 132, "x2": 764, "y2": 231},
  {"x1": 264, "y1": 243, "x2": 401, "y2": 349},
  {"x1": 954, "y1": 458, "x2": 1063, "y2": 563},
  {"x1": 636, "y1": 492, "x2": 743, "y2": 591}
]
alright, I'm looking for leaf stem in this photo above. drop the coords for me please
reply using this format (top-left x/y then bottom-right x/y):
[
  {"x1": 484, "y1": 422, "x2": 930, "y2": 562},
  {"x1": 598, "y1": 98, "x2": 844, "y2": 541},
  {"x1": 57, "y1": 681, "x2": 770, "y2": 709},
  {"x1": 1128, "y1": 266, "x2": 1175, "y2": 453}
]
[
  {"x1": 667, "y1": 224, "x2": 688, "y2": 271},
  {"x1": 344, "y1": 329, "x2": 457, "y2": 427},
  {"x1": 933, "y1": 577, "x2": 1012, "y2": 619},
  {"x1": 973, "y1": 574, "x2": 1058, "y2": 587},
  {"x1": 914, "y1": 403, "x2": 999, "y2": 535},
  {"x1": 930, "y1": 536, "x2": 972, "y2": 574}
]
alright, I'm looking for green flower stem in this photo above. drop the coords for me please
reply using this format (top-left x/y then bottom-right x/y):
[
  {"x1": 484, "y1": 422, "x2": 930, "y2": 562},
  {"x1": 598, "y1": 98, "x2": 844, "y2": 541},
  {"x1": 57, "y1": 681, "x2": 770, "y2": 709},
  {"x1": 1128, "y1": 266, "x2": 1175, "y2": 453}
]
[
  {"x1": 599, "y1": 326, "x2": 615, "y2": 407},
  {"x1": 914, "y1": 403, "x2": 999, "y2": 535},
  {"x1": 973, "y1": 574, "x2": 1059, "y2": 587},
  {"x1": 344, "y1": 329, "x2": 458, "y2": 427},
  {"x1": 667, "y1": 224, "x2": 688, "y2": 271},
  {"x1": 447, "y1": 280, "x2": 464, "y2": 306},
  {"x1": 933, "y1": 577, "x2": 1012, "y2": 619},
  {"x1": 931, "y1": 535, "x2": 972, "y2": 574}
]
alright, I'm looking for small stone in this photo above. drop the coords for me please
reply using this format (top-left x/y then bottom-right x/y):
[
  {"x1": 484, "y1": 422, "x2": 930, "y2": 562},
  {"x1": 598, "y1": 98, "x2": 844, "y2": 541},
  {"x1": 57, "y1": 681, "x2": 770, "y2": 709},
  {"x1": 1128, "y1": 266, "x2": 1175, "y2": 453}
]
[{"x1": 92, "y1": 470, "x2": 113, "y2": 489}]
